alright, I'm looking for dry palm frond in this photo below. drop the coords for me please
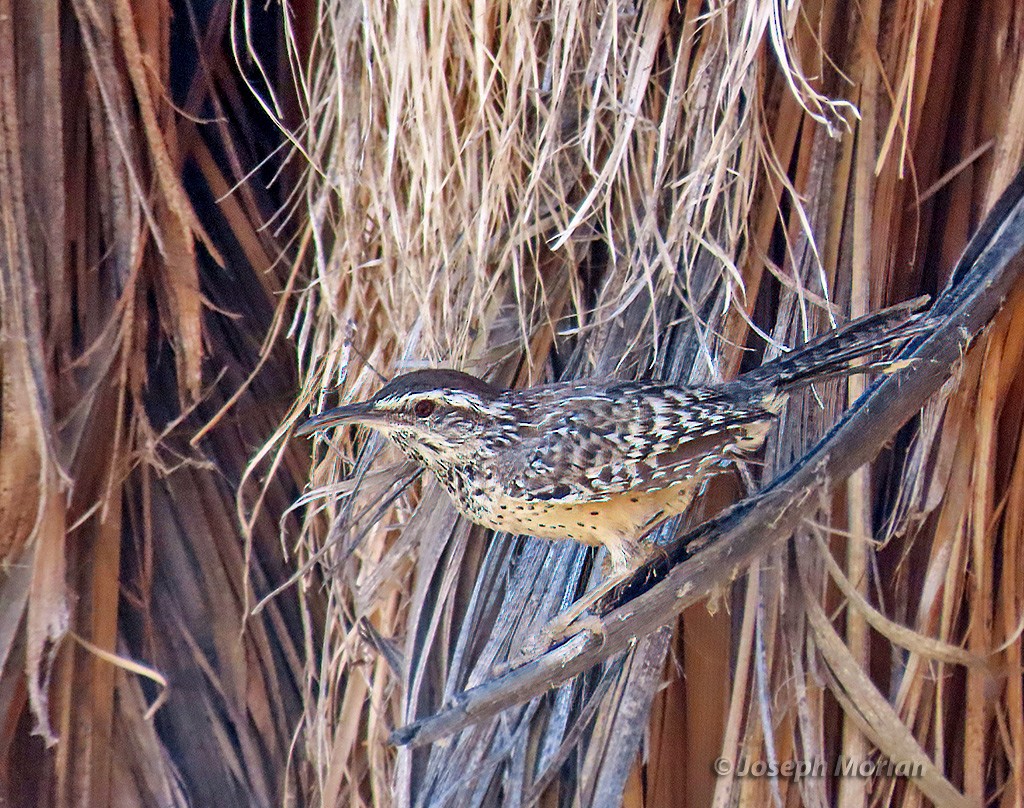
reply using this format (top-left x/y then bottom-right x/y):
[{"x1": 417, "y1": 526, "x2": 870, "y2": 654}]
[
  {"x1": 0, "y1": 1, "x2": 308, "y2": 806},
  {"x1": 278, "y1": 1, "x2": 1024, "y2": 807}
]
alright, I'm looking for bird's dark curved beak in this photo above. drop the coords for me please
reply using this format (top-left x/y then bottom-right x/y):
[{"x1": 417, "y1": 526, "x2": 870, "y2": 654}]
[{"x1": 295, "y1": 402, "x2": 380, "y2": 437}]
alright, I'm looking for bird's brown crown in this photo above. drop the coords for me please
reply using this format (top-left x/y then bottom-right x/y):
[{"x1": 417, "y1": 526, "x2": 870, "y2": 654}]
[{"x1": 371, "y1": 368, "x2": 503, "y2": 403}]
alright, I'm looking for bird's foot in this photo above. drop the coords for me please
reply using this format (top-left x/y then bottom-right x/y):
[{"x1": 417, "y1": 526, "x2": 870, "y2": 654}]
[
  {"x1": 516, "y1": 569, "x2": 630, "y2": 659},
  {"x1": 517, "y1": 612, "x2": 607, "y2": 661}
]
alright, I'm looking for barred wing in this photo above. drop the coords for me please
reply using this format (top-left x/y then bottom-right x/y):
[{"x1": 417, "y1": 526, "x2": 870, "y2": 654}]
[{"x1": 493, "y1": 383, "x2": 774, "y2": 504}]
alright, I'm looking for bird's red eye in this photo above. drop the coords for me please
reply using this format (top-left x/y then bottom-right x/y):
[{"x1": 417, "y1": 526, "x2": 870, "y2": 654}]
[{"x1": 414, "y1": 400, "x2": 436, "y2": 418}]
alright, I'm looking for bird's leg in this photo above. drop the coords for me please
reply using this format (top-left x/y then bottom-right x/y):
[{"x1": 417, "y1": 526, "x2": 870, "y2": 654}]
[
  {"x1": 523, "y1": 536, "x2": 645, "y2": 656},
  {"x1": 576, "y1": 534, "x2": 649, "y2": 613},
  {"x1": 600, "y1": 534, "x2": 653, "y2": 578}
]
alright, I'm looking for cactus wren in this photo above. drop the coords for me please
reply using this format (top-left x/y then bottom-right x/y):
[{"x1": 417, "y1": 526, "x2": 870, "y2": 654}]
[{"x1": 298, "y1": 299, "x2": 926, "y2": 573}]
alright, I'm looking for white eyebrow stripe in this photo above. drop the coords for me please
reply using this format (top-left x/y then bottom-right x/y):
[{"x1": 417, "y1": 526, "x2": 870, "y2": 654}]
[
  {"x1": 379, "y1": 390, "x2": 487, "y2": 412},
  {"x1": 442, "y1": 391, "x2": 488, "y2": 412}
]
